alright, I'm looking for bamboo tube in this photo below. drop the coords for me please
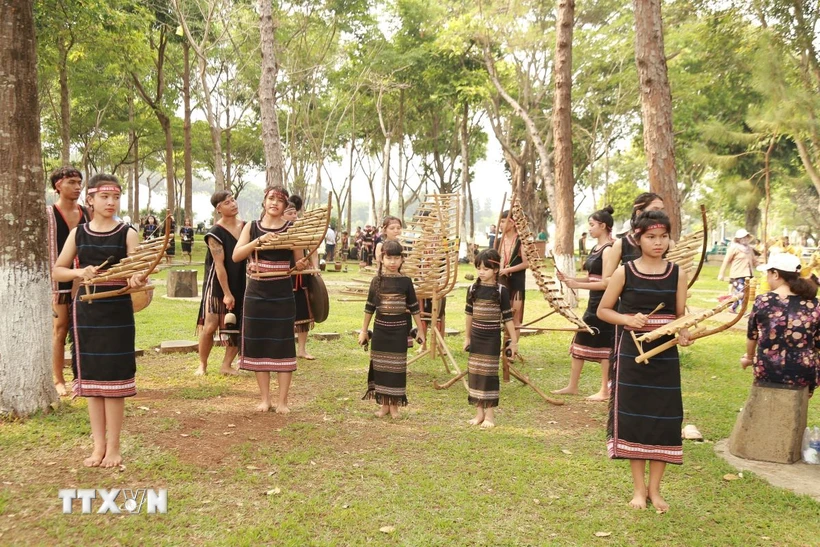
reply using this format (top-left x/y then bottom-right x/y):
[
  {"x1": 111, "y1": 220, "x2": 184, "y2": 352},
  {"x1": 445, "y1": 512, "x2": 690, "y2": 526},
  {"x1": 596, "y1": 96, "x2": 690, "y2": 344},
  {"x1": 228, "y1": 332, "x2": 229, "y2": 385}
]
[
  {"x1": 635, "y1": 325, "x2": 708, "y2": 364},
  {"x1": 79, "y1": 284, "x2": 154, "y2": 302}
]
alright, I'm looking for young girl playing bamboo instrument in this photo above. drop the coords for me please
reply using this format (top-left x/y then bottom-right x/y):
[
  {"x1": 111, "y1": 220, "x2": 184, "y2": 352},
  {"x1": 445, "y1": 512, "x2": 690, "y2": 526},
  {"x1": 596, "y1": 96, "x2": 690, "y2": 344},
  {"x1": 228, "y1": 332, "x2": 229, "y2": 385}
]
[
  {"x1": 464, "y1": 249, "x2": 518, "y2": 428},
  {"x1": 233, "y1": 186, "x2": 309, "y2": 413},
  {"x1": 53, "y1": 174, "x2": 146, "y2": 468},
  {"x1": 360, "y1": 240, "x2": 423, "y2": 418},
  {"x1": 597, "y1": 210, "x2": 692, "y2": 512}
]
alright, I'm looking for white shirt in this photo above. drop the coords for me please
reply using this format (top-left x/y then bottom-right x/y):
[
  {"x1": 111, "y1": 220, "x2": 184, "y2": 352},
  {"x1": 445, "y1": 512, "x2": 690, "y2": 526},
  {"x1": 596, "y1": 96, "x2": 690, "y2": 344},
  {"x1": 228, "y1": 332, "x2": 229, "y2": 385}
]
[{"x1": 325, "y1": 228, "x2": 336, "y2": 246}]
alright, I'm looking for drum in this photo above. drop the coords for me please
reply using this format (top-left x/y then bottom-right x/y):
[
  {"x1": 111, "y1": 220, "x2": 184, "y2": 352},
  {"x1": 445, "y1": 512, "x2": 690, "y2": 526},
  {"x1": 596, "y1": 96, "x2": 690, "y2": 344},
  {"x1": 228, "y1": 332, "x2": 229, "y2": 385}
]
[
  {"x1": 131, "y1": 287, "x2": 154, "y2": 313},
  {"x1": 305, "y1": 274, "x2": 329, "y2": 323}
]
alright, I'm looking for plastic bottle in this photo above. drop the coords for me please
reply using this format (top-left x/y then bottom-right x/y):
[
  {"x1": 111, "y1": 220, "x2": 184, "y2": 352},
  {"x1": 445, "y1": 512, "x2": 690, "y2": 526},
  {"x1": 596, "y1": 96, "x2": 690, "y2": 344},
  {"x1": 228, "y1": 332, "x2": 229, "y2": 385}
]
[{"x1": 804, "y1": 426, "x2": 820, "y2": 465}]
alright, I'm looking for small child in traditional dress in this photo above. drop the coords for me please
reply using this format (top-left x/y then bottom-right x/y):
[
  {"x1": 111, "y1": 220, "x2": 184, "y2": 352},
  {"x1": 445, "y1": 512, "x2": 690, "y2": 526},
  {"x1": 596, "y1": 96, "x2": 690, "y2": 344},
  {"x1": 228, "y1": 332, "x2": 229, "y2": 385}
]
[
  {"x1": 52, "y1": 174, "x2": 146, "y2": 468},
  {"x1": 464, "y1": 249, "x2": 518, "y2": 428},
  {"x1": 597, "y1": 210, "x2": 692, "y2": 512},
  {"x1": 359, "y1": 240, "x2": 423, "y2": 418},
  {"x1": 180, "y1": 218, "x2": 195, "y2": 265}
]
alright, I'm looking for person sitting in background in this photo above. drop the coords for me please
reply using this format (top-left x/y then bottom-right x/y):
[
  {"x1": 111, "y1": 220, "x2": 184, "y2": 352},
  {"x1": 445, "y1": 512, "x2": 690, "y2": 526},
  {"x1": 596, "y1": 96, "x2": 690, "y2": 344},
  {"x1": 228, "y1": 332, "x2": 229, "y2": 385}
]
[{"x1": 741, "y1": 252, "x2": 820, "y2": 396}]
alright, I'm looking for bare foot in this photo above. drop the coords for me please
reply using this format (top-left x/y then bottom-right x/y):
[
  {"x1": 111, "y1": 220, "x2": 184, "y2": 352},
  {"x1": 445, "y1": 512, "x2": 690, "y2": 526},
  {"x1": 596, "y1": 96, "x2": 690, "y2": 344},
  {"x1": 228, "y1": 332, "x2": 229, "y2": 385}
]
[
  {"x1": 194, "y1": 365, "x2": 207, "y2": 376},
  {"x1": 586, "y1": 390, "x2": 609, "y2": 402},
  {"x1": 275, "y1": 405, "x2": 290, "y2": 414},
  {"x1": 551, "y1": 386, "x2": 579, "y2": 395},
  {"x1": 480, "y1": 420, "x2": 495, "y2": 429},
  {"x1": 83, "y1": 449, "x2": 105, "y2": 468},
  {"x1": 219, "y1": 367, "x2": 238, "y2": 376},
  {"x1": 648, "y1": 491, "x2": 669, "y2": 512},
  {"x1": 55, "y1": 382, "x2": 68, "y2": 397},
  {"x1": 374, "y1": 407, "x2": 389, "y2": 418},
  {"x1": 101, "y1": 451, "x2": 122, "y2": 468},
  {"x1": 255, "y1": 401, "x2": 271, "y2": 412},
  {"x1": 388, "y1": 405, "x2": 400, "y2": 419},
  {"x1": 468, "y1": 417, "x2": 483, "y2": 425},
  {"x1": 628, "y1": 490, "x2": 647, "y2": 510},
  {"x1": 297, "y1": 353, "x2": 316, "y2": 361}
]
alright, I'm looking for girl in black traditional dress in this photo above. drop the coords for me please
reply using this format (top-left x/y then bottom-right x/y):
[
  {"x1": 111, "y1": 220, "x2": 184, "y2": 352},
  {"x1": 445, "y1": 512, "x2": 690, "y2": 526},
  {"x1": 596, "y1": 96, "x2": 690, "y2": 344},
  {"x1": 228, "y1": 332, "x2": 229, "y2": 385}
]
[
  {"x1": 142, "y1": 215, "x2": 158, "y2": 240},
  {"x1": 53, "y1": 174, "x2": 146, "y2": 468},
  {"x1": 553, "y1": 206, "x2": 616, "y2": 401},
  {"x1": 359, "y1": 240, "x2": 423, "y2": 418},
  {"x1": 233, "y1": 186, "x2": 309, "y2": 413},
  {"x1": 601, "y1": 192, "x2": 665, "y2": 286},
  {"x1": 180, "y1": 217, "x2": 195, "y2": 265},
  {"x1": 597, "y1": 211, "x2": 692, "y2": 512},
  {"x1": 498, "y1": 211, "x2": 529, "y2": 327},
  {"x1": 463, "y1": 249, "x2": 518, "y2": 428}
]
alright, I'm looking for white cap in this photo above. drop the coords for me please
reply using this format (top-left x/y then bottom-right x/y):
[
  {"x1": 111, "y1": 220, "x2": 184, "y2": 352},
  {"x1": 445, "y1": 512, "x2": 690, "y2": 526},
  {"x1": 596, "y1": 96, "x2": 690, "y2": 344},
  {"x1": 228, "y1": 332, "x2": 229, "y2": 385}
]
[
  {"x1": 756, "y1": 252, "x2": 801, "y2": 273},
  {"x1": 734, "y1": 229, "x2": 750, "y2": 240}
]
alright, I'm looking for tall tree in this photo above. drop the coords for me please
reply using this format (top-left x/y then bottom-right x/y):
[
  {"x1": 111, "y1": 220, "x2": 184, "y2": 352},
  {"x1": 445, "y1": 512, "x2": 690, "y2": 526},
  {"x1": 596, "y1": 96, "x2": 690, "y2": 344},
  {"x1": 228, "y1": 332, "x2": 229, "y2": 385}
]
[
  {"x1": 633, "y1": 0, "x2": 681, "y2": 238},
  {"x1": 552, "y1": 0, "x2": 576, "y2": 292},
  {"x1": 259, "y1": 0, "x2": 285, "y2": 188},
  {"x1": 0, "y1": 0, "x2": 56, "y2": 415}
]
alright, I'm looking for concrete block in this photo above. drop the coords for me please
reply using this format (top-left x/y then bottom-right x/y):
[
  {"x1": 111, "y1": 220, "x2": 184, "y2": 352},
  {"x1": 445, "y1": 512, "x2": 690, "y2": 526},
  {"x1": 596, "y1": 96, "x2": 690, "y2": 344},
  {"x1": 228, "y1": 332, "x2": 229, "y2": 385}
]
[
  {"x1": 167, "y1": 269, "x2": 198, "y2": 298},
  {"x1": 728, "y1": 382, "x2": 810, "y2": 464},
  {"x1": 160, "y1": 340, "x2": 199, "y2": 354}
]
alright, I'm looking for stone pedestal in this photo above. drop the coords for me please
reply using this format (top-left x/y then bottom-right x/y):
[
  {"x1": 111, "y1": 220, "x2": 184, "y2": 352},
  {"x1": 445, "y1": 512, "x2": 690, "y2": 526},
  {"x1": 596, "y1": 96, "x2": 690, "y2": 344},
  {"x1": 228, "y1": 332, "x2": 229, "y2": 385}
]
[
  {"x1": 728, "y1": 382, "x2": 810, "y2": 464},
  {"x1": 167, "y1": 270, "x2": 198, "y2": 298},
  {"x1": 160, "y1": 340, "x2": 199, "y2": 354},
  {"x1": 313, "y1": 332, "x2": 340, "y2": 341}
]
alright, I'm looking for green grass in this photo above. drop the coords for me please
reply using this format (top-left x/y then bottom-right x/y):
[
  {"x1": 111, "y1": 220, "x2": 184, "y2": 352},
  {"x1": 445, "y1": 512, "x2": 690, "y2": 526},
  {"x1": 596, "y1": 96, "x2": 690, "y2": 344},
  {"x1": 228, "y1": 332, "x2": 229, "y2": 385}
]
[{"x1": 1, "y1": 261, "x2": 818, "y2": 545}]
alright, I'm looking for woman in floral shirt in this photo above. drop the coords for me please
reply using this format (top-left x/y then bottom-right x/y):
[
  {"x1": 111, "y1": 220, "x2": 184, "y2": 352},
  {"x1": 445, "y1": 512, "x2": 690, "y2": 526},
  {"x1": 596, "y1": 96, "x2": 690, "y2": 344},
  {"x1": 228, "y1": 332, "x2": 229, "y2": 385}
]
[{"x1": 742, "y1": 253, "x2": 820, "y2": 394}]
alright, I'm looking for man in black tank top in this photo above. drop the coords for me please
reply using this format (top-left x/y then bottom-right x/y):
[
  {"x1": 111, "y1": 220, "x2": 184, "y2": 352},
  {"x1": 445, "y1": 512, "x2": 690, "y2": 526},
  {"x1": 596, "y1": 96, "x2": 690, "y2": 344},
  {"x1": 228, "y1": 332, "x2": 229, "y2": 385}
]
[{"x1": 46, "y1": 166, "x2": 90, "y2": 396}]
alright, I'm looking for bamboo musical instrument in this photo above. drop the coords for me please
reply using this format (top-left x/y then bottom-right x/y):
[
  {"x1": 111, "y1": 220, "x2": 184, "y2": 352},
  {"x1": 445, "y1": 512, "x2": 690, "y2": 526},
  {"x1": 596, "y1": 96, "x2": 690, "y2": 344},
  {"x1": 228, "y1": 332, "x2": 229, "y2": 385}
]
[
  {"x1": 633, "y1": 280, "x2": 755, "y2": 364},
  {"x1": 507, "y1": 195, "x2": 594, "y2": 334},
  {"x1": 249, "y1": 195, "x2": 332, "y2": 280},
  {"x1": 79, "y1": 214, "x2": 171, "y2": 302}
]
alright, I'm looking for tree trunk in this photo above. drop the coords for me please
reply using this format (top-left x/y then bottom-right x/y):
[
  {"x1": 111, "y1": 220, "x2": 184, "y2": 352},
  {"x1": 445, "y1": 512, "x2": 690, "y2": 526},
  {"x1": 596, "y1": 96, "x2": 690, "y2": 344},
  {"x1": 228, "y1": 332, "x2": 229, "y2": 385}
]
[
  {"x1": 159, "y1": 113, "x2": 175, "y2": 216},
  {"x1": 128, "y1": 92, "x2": 136, "y2": 220},
  {"x1": 0, "y1": 0, "x2": 57, "y2": 415},
  {"x1": 57, "y1": 37, "x2": 71, "y2": 164},
  {"x1": 346, "y1": 103, "x2": 354, "y2": 232},
  {"x1": 133, "y1": 133, "x2": 140, "y2": 222},
  {"x1": 553, "y1": 0, "x2": 576, "y2": 305},
  {"x1": 380, "y1": 137, "x2": 391, "y2": 218},
  {"x1": 183, "y1": 41, "x2": 193, "y2": 222},
  {"x1": 460, "y1": 100, "x2": 471, "y2": 239},
  {"x1": 259, "y1": 0, "x2": 285, "y2": 188},
  {"x1": 633, "y1": 0, "x2": 681, "y2": 239}
]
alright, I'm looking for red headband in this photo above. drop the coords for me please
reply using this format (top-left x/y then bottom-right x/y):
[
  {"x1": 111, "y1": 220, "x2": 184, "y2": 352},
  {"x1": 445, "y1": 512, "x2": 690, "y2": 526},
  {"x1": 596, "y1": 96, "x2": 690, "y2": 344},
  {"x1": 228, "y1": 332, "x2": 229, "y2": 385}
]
[
  {"x1": 88, "y1": 185, "x2": 121, "y2": 195},
  {"x1": 634, "y1": 223, "x2": 667, "y2": 235},
  {"x1": 266, "y1": 189, "x2": 288, "y2": 203}
]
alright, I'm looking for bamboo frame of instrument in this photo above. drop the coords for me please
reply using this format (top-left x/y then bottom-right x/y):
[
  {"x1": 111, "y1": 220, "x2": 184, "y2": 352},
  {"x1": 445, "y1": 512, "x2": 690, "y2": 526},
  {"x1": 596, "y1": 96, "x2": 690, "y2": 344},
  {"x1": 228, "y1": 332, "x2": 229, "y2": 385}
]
[
  {"x1": 79, "y1": 213, "x2": 171, "y2": 303},
  {"x1": 404, "y1": 193, "x2": 462, "y2": 381},
  {"x1": 632, "y1": 282, "x2": 754, "y2": 364}
]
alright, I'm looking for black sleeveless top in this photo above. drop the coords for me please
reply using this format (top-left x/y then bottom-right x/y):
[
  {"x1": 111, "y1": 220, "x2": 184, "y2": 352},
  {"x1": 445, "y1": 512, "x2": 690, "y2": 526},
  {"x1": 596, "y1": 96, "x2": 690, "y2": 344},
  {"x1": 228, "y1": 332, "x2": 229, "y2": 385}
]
[
  {"x1": 204, "y1": 223, "x2": 246, "y2": 298},
  {"x1": 75, "y1": 223, "x2": 129, "y2": 277},
  {"x1": 48, "y1": 204, "x2": 91, "y2": 295},
  {"x1": 583, "y1": 241, "x2": 613, "y2": 311},
  {"x1": 620, "y1": 233, "x2": 641, "y2": 265},
  {"x1": 247, "y1": 221, "x2": 294, "y2": 276}
]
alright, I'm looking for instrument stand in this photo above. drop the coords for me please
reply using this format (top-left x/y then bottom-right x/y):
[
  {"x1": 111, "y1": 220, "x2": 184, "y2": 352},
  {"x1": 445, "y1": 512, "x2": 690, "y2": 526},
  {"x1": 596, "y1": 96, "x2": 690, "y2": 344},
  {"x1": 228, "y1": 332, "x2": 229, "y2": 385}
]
[
  {"x1": 500, "y1": 331, "x2": 564, "y2": 406},
  {"x1": 410, "y1": 288, "x2": 468, "y2": 390}
]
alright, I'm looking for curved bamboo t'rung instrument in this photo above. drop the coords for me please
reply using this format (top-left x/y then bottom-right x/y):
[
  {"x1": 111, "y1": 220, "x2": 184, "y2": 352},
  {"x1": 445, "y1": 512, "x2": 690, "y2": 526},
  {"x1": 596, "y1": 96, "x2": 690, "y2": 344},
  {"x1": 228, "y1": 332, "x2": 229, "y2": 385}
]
[
  {"x1": 256, "y1": 194, "x2": 332, "y2": 253},
  {"x1": 632, "y1": 280, "x2": 756, "y2": 364},
  {"x1": 508, "y1": 196, "x2": 593, "y2": 334},
  {"x1": 402, "y1": 193, "x2": 461, "y2": 300},
  {"x1": 79, "y1": 214, "x2": 171, "y2": 302}
]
